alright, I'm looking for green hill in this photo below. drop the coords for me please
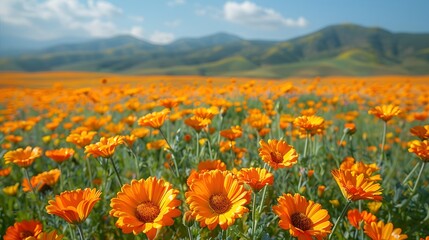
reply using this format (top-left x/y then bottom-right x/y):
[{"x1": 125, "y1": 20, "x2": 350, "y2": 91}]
[{"x1": 1, "y1": 24, "x2": 428, "y2": 77}]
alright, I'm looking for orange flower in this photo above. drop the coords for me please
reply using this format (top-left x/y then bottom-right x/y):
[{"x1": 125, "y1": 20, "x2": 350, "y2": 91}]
[
  {"x1": 236, "y1": 167, "x2": 274, "y2": 191},
  {"x1": 85, "y1": 136, "x2": 124, "y2": 158},
  {"x1": 0, "y1": 166, "x2": 12, "y2": 177},
  {"x1": 66, "y1": 131, "x2": 97, "y2": 148},
  {"x1": 3, "y1": 220, "x2": 43, "y2": 240},
  {"x1": 45, "y1": 148, "x2": 75, "y2": 164},
  {"x1": 185, "y1": 170, "x2": 251, "y2": 230},
  {"x1": 368, "y1": 104, "x2": 401, "y2": 122},
  {"x1": 5, "y1": 135, "x2": 23, "y2": 143},
  {"x1": 187, "y1": 160, "x2": 227, "y2": 186},
  {"x1": 340, "y1": 157, "x2": 381, "y2": 181},
  {"x1": 344, "y1": 123, "x2": 357, "y2": 135},
  {"x1": 185, "y1": 116, "x2": 211, "y2": 132},
  {"x1": 293, "y1": 115, "x2": 325, "y2": 133},
  {"x1": 23, "y1": 169, "x2": 61, "y2": 192},
  {"x1": 4, "y1": 146, "x2": 42, "y2": 168},
  {"x1": 110, "y1": 177, "x2": 181, "y2": 239},
  {"x1": 26, "y1": 230, "x2": 63, "y2": 240},
  {"x1": 146, "y1": 139, "x2": 169, "y2": 150},
  {"x1": 410, "y1": 125, "x2": 429, "y2": 140},
  {"x1": 408, "y1": 140, "x2": 429, "y2": 162},
  {"x1": 273, "y1": 193, "x2": 332, "y2": 239},
  {"x1": 159, "y1": 98, "x2": 180, "y2": 109},
  {"x1": 220, "y1": 126, "x2": 243, "y2": 141},
  {"x1": 193, "y1": 107, "x2": 219, "y2": 120},
  {"x1": 138, "y1": 109, "x2": 170, "y2": 129},
  {"x1": 347, "y1": 209, "x2": 377, "y2": 229},
  {"x1": 258, "y1": 139, "x2": 298, "y2": 170},
  {"x1": 131, "y1": 127, "x2": 150, "y2": 138},
  {"x1": 332, "y1": 169, "x2": 383, "y2": 201},
  {"x1": 46, "y1": 188, "x2": 101, "y2": 224},
  {"x1": 364, "y1": 220, "x2": 407, "y2": 240}
]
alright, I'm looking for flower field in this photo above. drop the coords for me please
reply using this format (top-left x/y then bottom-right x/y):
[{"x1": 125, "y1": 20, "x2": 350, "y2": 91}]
[{"x1": 0, "y1": 72, "x2": 428, "y2": 239}]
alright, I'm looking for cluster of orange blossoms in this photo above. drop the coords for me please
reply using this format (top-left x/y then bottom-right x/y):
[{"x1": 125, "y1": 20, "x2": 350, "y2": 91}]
[{"x1": 1, "y1": 75, "x2": 428, "y2": 240}]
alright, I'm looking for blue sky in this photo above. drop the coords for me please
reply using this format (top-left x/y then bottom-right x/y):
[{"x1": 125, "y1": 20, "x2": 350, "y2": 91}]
[{"x1": 1, "y1": 0, "x2": 429, "y2": 44}]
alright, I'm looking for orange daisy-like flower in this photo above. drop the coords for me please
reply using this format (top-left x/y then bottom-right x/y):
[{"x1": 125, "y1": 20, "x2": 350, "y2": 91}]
[
  {"x1": 293, "y1": 115, "x2": 325, "y2": 133},
  {"x1": 332, "y1": 169, "x2": 383, "y2": 201},
  {"x1": 146, "y1": 139, "x2": 169, "y2": 150},
  {"x1": 236, "y1": 167, "x2": 274, "y2": 191},
  {"x1": 193, "y1": 107, "x2": 219, "y2": 120},
  {"x1": 46, "y1": 188, "x2": 101, "y2": 224},
  {"x1": 4, "y1": 146, "x2": 42, "y2": 168},
  {"x1": 364, "y1": 220, "x2": 407, "y2": 240},
  {"x1": 340, "y1": 157, "x2": 381, "y2": 181},
  {"x1": 85, "y1": 136, "x2": 124, "y2": 158},
  {"x1": 138, "y1": 109, "x2": 170, "y2": 129},
  {"x1": 3, "y1": 219, "x2": 43, "y2": 240},
  {"x1": 187, "y1": 160, "x2": 227, "y2": 186},
  {"x1": 159, "y1": 98, "x2": 180, "y2": 109},
  {"x1": 220, "y1": 126, "x2": 243, "y2": 141},
  {"x1": 410, "y1": 125, "x2": 429, "y2": 140},
  {"x1": 26, "y1": 230, "x2": 64, "y2": 240},
  {"x1": 0, "y1": 166, "x2": 12, "y2": 177},
  {"x1": 45, "y1": 148, "x2": 75, "y2": 164},
  {"x1": 347, "y1": 209, "x2": 377, "y2": 229},
  {"x1": 185, "y1": 116, "x2": 211, "y2": 132},
  {"x1": 110, "y1": 177, "x2": 181, "y2": 239},
  {"x1": 273, "y1": 193, "x2": 332, "y2": 239},
  {"x1": 66, "y1": 131, "x2": 97, "y2": 148},
  {"x1": 185, "y1": 170, "x2": 251, "y2": 230},
  {"x1": 408, "y1": 140, "x2": 429, "y2": 162},
  {"x1": 258, "y1": 139, "x2": 298, "y2": 170},
  {"x1": 23, "y1": 169, "x2": 61, "y2": 192},
  {"x1": 368, "y1": 104, "x2": 401, "y2": 122}
]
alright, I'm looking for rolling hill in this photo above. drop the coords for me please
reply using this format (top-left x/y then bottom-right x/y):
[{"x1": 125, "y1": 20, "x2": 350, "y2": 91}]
[{"x1": 1, "y1": 24, "x2": 429, "y2": 77}]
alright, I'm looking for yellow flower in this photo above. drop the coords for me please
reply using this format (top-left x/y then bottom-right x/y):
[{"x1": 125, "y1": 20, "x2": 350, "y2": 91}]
[
  {"x1": 368, "y1": 104, "x2": 401, "y2": 122},
  {"x1": 408, "y1": 140, "x2": 429, "y2": 162},
  {"x1": 3, "y1": 183, "x2": 19, "y2": 196}
]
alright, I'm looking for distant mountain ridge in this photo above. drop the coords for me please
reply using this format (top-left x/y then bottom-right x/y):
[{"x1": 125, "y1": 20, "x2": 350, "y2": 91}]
[{"x1": 1, "y1": 24, "x2": 429, "y2": 77}]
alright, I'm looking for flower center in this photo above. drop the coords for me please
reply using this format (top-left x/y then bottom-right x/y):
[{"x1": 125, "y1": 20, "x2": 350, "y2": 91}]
[
  {"x1": 135, "y1": 201, "x2": 160, "y2": 223},
  {"x1": 19, "y1": 231, "x2": 33, "y2": 239},
  {"x1": 291, "y1": 212, "x2": 312, "y2": 231},
  {"x1": 270, "y1": 151, "x2": 283, "y2": 163},
  {"x1": 209, "y1": 193, "x2": 231, "y2": 214}
]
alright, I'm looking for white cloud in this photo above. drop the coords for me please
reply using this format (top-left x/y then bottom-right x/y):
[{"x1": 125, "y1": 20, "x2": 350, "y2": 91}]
[
  {"x1": 223, "y1": 1, "x2": 307, "y2": 29},
  {"x1": 130, "y1": 26, "x2": 145, "y2": 39},
  {"x1": 165, "y1": 19, "x2": 181, "y2": 28},
  {"x1": 0, "y1": 0, "x2": 123, "y2": 40},
  {"x1": 167, "y1": 0, "x2": 185, "y2": 7},
  {"x1": 130, "y1": 16, "x2": 145, "y2": 23},
  {"x1": 195, "y1": 5, "x2": 222, "y2": 18},
  {"x1": 149, "y1": 31, "x2": 175, "y2": 45}
]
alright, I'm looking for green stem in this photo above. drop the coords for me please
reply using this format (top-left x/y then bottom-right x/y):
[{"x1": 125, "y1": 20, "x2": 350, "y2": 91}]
[
  {"x1": 159, "y1": 128, "x2": 180, "y2": 178},
  {"x1": 412, "y1": 162, "x2": 426, "y2": 193},
  {"x1": 109, "y1": 157, "x2": 123, "y2": 186},
  {"x1": 337, "y1": 130, "x2": 347, "y2": 155},
  {"x1": 195, "y1": 131, "x2": 200, "y2": 162},
  {"x1": 251, "y1": 192, "x2": 257, "y2": 240},
  {"x1": 85, "y1": 157, "x2": 93, "y2": 187},
  {"x1": 127, "y1": 147, "x2": 140, "y2": 179},
  {"x1": 303, "y1": 133, "x2": 309, "y2": 159},
  {"x1": 257, "y1": 185, "x2": 268, "y2": 214},
  {"x1": 329, "y1": 200, "x2": 351, "y2": 240},
  {"x1": 58, "y1": 164, "x2": 63, "y2": 191},
  {"x1": 378, "y1": 121, "x2": 387, "y2": 167},
  {"x1": 76, "y1": 224, "x2": 85, "y2": 240},
  {"x1": 186, "y1": 225, "x2": 193, "y2": 240},
  {"x1": 402, "y1": 162, "x2": 420, "y2": 186}
]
